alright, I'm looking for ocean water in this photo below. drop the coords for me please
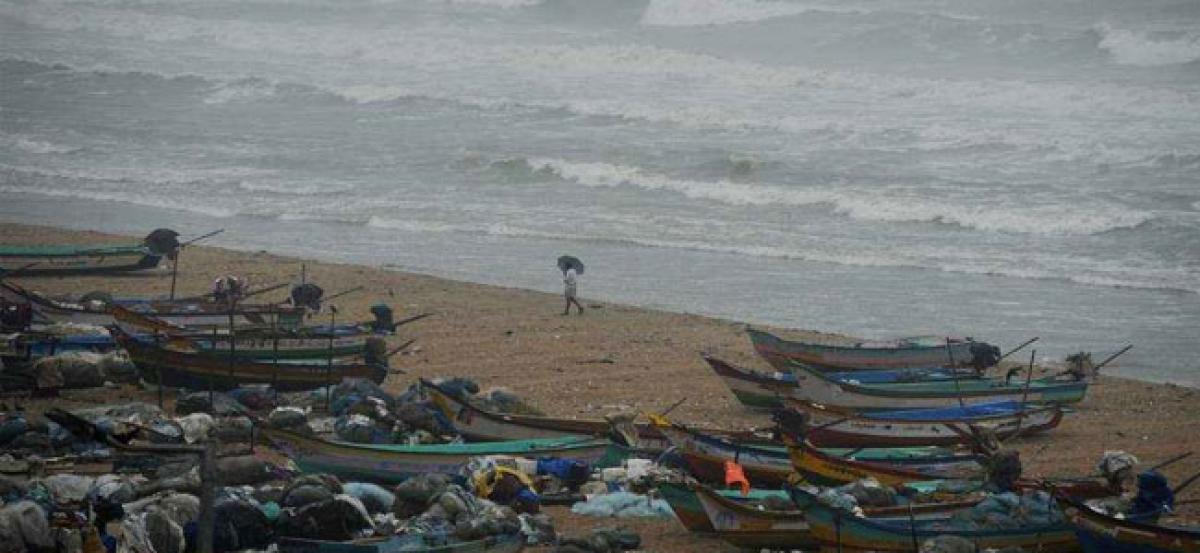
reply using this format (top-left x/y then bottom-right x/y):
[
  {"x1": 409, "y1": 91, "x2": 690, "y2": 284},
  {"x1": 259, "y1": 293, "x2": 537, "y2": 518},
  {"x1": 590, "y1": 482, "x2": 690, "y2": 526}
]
[{"x1": 1, "y1": 0, "x2": 1198, "y2": 385}]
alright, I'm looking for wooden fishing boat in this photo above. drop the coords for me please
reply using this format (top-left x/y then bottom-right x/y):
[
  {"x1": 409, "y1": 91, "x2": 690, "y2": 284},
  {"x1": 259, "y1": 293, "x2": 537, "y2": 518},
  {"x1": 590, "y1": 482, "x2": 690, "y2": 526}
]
[
  {"x1": 657, "y1": 422, "x2": 983, "y2": 488},
  {"x1": 1062, "y1": 497, "x2": 1200, "y2": 553},
  {"x1": 703, "y1": 357, "x2": 987, "y2": 411},
  {"x1": 705, "y1": 355, "x2": 785, "y2": 409},
  {"x1": 1, "y1": 281, "x2": 307, "y2": 329},
  {"x1": 792, "y1": 486, "x2": 1080, "y2": 552},
  {"x1": 655, "y1": 481, "x2": 790, "y2": 533},
  {"x1": 420, "y1": 378, "x2": 769, "y2": 453},
  {"x1": 786, "y1": 437, "x2": 983, "y2": 487},
  {"x1": 690, "y1": 481, "x2": 817, "y2": 550},
  {"x1": 0, "y1": 242, "x2": 163, "y2": 277},
  {"x1": 778, "y1": 398, "x2": 1066, "y2": 448},
  {"x1": 748, "y1": 327, "x2": 999, "y2": 371},
  {"x1": 116, "y1": 306, "x2": 376, "y2": 360},
  {"x1": 111, "y1": 327, "x2": 388, "y2": 391},
  {"x1": 706, "y1": 356, "x2": 1089, "y2": 411},
  {"x1": 261, "y1": 428, "x2": 611, "y2": 485},
  {"x1": 277, "y1": 534, "x2": 525, "y2": 553}
]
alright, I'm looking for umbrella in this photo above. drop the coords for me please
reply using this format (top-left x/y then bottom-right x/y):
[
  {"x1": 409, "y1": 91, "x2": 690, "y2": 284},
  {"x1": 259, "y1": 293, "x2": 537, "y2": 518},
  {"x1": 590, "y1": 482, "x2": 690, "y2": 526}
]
[{"x1": 557, "y1": 255, "x2": 585, "y2": 275}]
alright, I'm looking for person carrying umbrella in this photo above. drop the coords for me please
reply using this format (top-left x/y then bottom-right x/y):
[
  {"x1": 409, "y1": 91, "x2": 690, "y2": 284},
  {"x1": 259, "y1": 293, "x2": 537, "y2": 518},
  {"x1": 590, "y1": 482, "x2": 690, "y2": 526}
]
[{"x1": 558, "y1": 255, "x2": 585, "y2": 316}]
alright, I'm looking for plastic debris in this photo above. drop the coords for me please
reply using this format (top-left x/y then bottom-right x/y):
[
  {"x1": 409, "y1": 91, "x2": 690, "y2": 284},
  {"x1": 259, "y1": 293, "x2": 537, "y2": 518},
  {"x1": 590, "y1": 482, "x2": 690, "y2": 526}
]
[{"x1": 569, "y1": 492, "x2": 672, "y2": 518}]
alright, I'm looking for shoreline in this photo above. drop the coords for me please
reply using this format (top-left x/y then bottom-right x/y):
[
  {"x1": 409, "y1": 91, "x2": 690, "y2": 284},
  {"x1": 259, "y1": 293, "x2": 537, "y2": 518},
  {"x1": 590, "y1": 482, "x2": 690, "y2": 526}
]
[
  {"x1": 3, "y1": 222, "x2": 1198, "y2": 543},
  {"x1": 4, "y1": 194, "x2": 1195, "y2": 390}
]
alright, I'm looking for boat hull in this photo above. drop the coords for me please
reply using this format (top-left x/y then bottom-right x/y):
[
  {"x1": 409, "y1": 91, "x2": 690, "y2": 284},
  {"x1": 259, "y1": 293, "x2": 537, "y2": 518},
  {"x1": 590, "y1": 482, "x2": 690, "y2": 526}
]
[
  {"x1": 263, "y1": 429, "x2": 612, "y2": 485},
  {"x1": 797, "y1": 488, "x2": 1079, "y2": 553},
  {"x1": 748, "y1": 328, "x2": 986, "y2": 371},
  {"x1": 783, "y1": 399, "x2": 1065, "y2": 448},
  {"x1": 112, "y1": 328, "x2": 385, "y2": 392},
  {"x1": 1063, "y1": 499, "x2": 1200, "y2": 553}
]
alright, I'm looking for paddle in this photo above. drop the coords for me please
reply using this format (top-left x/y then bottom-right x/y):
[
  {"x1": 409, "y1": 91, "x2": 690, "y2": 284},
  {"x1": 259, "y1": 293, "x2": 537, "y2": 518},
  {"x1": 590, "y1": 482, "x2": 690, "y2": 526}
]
[
  {"x1": 0, "y1": 262, "x2": 40, "y2": 281},
  {"x1": 1172, "y1": 468, "x2": 1200, "y2": 496},
  {"x1": 388, "y1": 312, "x2": 433, "y2": 332},
  {"x1": 169, "y1": 229, "x2": 225, "y2": 300},
  {"x1": 996, "y1": 336, "x2": 1039, "y2": 364},
  {"x1": 1149, "y1": 451, "x2": 1194, "y2": 472}
]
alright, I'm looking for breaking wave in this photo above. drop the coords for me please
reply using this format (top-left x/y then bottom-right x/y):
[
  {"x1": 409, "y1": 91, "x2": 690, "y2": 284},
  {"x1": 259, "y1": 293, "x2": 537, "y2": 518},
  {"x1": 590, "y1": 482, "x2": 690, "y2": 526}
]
[
  {"x1": 1096, "y1": 24, "x2": 1200, "y2": 67},
  {"x1": 520, "y1": 157, "x2": 1155, "y2": 236}
]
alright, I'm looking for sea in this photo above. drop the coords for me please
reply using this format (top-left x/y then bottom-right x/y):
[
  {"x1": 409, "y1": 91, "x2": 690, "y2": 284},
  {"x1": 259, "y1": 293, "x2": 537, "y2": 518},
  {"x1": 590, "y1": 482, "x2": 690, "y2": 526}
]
[{"x1": 1, "y1": 0, "x2": 1198, "y2": 385}]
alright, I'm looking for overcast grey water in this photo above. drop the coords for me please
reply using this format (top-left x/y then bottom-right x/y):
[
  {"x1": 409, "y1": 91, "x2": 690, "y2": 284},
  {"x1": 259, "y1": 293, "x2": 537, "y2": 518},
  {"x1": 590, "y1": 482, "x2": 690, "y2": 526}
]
[{"x1": 2, "y1": 0, "x2": 1198, "y2": 385}]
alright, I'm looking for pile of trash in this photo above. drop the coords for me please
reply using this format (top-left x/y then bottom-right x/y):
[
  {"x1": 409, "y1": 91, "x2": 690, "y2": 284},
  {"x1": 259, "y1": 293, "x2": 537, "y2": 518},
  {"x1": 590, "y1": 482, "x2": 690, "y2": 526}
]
[
  {"x1": 271, "y1": 379, "x2": 458, "y2": 446},
  {"x1": 29, "y1": 350, "x2": 137, "y2": 391},
  {"x1": 936, "y1": 490, "x2": 1063, "y2": 530},
  {"x1": 430, "y1": 377, "x2": 544, "y2": 416}
]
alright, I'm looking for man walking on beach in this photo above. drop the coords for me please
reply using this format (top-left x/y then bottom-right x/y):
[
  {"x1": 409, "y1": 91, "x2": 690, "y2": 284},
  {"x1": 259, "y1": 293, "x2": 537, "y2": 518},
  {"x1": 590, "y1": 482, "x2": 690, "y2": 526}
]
[{"x1": 563, "y1": 267, "x2": 583, "y2": 315}]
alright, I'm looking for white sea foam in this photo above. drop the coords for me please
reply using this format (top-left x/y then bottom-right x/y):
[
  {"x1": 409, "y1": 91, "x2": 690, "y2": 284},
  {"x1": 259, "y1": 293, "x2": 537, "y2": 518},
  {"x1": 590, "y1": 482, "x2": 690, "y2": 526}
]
[
  {"x1": 0, "y1": 133, "x2": 78, "y2": 155},
  {"x1": 640, "y1": 0, "x2": 815, "y2": 27},
  {"x1": 525, "y1": 157, "x2": 1155, "y2": 236},
  {"x1": 203, "y1": 79, "x2": 278, "y2": 104},
  {"x1": 1097, "y1": 24, "x2": 1200, "y2": 67}
]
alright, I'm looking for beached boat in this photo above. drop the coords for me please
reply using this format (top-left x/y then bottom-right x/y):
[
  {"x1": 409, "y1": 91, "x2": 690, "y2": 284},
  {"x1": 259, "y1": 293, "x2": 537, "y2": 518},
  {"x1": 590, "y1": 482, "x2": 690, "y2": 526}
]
[
  {"x1": 1062, "y1": 497, "x2": 1200, "y2": 553},
  {"x1": 747, "y1": 328, "x2": 1000, "y2": 371},
  {"x1": 277, "y1": 534, "x2": 525, "y2": 553},
  {"x1": 778, "y1": 398, "x2": 1065, "y2": 448},
  {"x1": 657, "y1": 422, "x2": 983, "y2": 488},
  {"x1": 656, "y1": 481, "x2": 790, "y2": 533},
  {"x1": 261, "y1": 428, "x2": 612, "y2": 485},
  {"x1": 0, "y1": 237, "x2": 167, "y2": 277},
  {"x1": 1, "y1": 281, "x2": 308, "y2": 329},
  {"x1": 690, "y1": 482, "x2": 816, "y2": 550},
  {"x1": 791, "y1": 486, "x2": 1079, "y2": 552},
  {"x1": 787, "y1": 357, "x2": 1089, "y2": 409},
  {"x1": 111, "y1": 327, "x2": 388, "y2": 391},
  {"x1": 703, "y1": 357, "x2": 989, "y2": 411},
  {"x1": 786, "y1": 437, "x2": 983, "y2": 487},
  {"x1": 116, "y1": 305, "x2": 376, "y2": 360},
  {"x1": 420, "y1": 378, "x2": 769, "y2": 453}
]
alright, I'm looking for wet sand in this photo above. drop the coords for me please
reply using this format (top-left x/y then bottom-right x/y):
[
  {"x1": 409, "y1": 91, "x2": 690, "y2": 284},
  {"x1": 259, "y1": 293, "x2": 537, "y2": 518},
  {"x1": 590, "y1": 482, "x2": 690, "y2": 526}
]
[{"x1": 3, "y1": 223, "x2": 1197, "y2": 550}]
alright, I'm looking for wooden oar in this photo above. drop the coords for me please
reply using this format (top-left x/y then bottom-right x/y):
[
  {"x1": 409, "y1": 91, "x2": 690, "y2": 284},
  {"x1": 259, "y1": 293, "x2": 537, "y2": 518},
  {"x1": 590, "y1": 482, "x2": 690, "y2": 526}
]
[
  {"x1": 1172, "y1": 468, "x2": 1200, "y2": 496},
  {"x1": 389, "y1": 312, "x2": 432, "y2": 331},
  {"x1": 1149, "y1": 451, "x2": 1193, "y2": 472},
  {"x1": 1092, "y1": 345, "x2": 1134, "y2": 372},
  {"x1": 384, "y1": 338, "x2": 416, "y2": 359},
  {"x1": 0, "y1": 262, "x2": 40, "y2": 280},
  {"x1": 659, "y1": 396, "x2": 689, "y2": 417},
  {"x1": 169, "y1": 229, "x2": 224, "y2": 300},
  {"x1": 996, "y1": 337, "x2": 1039, "y2": 364},
  {"x1": 323, "y1": 286, "x2": 365, "y2": 304}
]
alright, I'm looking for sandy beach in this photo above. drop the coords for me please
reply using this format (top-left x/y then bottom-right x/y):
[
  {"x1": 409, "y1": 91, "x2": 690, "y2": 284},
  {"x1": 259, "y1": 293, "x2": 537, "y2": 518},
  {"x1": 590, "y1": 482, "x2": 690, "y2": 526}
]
[{"x1": 3, "y1": 222, "x2": 1198, "y2": 550}]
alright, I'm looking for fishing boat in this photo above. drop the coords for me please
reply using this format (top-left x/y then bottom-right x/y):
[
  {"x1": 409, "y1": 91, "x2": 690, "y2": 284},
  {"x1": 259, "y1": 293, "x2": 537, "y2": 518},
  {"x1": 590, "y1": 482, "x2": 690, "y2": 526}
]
[
  {"x1": 704, "y1": 355, "x2": 787, "y2": 409},
  {"x1": 747, "y1": 328, "x2": 1000, "y2": 371},
  {"x1": 657, "y1": 421, "x2": 983, "y2": 488},
  {"x1": 788, "y1": 357, "x2": 1089, "y2": 409},
  {"x1": 0, "y1": 231, "x2": 171, "y2": 277},
  {"x1": 261, "y1": 428, "x2": 612, "y2": 485},
  {"x1": 1, "y1": 281, "x2": 308, "y2": 329},
  {"x1": 786, "y1": 437, "x2": 983, "y2": 487},
  {"x1": 1062, "y1": 497, "x2": 1200, "y2": 553},
  {"x1": 655, "y1": 480, "x2": 790, "y2": 533},
  {"x1": 792, "y1": 486, "x2": 1079, "y2": 552},
  {"x1": 778, "y1": 398, "x2": 1066, "y2": 448},
  {"x1": 115, "y1": 306, "x2": 379, "y2": 360},
  {"x1": 111, "y1": 327, "x2": 389, "y2": 391},
  {"x1": 703, "y1": 357, "x2": 987, "y2": 411},
  {"x1": 277, "y1": 534, "x2": 525, "y2": 553},
  {"x1": 421, "y1": 378, "x2": 770, "y2": 453},
  {"x1": 690, "y1": 481, "x2": 816, "y2": 550}
]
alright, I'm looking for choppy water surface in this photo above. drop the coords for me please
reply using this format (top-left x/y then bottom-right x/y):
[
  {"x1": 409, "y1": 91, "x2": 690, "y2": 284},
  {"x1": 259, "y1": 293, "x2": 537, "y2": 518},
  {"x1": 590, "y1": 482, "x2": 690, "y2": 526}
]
[{"x1": 2, "y1": 0, "x2": 1198, "y2": 384}]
